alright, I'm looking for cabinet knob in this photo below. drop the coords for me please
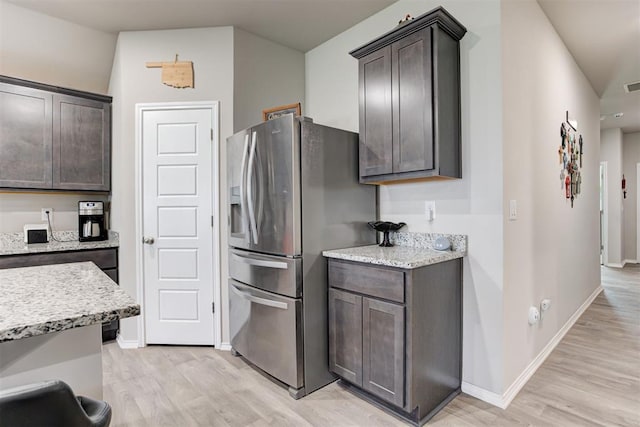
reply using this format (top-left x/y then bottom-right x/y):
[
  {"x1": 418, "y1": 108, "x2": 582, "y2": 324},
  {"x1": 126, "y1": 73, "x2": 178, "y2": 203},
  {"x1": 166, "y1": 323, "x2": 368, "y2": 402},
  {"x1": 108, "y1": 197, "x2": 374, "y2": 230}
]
[{"x1": 143, "y1": 237, "x2": 155, "y2": 245}]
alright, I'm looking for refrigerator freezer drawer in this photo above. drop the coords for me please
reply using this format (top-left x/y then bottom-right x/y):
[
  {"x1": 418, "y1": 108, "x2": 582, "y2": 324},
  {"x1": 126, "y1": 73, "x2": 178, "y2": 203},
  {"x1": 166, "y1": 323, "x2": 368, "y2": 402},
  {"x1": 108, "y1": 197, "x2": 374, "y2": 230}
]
[
  {"x1": 229, "y1": 248, "x2": 302, "y2": 298},
  {"x1": 229, "y1": 280, "x2": 304, "y2": 389}
]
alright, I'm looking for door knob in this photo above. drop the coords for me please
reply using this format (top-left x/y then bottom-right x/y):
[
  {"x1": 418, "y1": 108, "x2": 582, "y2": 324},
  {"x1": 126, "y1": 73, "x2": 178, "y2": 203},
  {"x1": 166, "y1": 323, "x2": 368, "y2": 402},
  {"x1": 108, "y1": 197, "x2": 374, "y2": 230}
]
[{"x1": 143, "y1": 237, "x2": 155, "y2": 245}]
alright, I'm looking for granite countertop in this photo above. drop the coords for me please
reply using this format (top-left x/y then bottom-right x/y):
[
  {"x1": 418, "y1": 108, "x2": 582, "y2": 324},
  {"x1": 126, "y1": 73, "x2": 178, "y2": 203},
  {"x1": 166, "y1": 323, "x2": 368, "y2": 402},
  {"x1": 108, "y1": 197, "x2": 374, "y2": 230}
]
[
  {"x1": 0, "y1": 261, "x2": 139, "y2": 342},
  {"x1": 323, "y1": 232, "x2": 467, "y2": 269},
  {"x1": 0, "y1": 231, "x2": 119, "y2": 256}
]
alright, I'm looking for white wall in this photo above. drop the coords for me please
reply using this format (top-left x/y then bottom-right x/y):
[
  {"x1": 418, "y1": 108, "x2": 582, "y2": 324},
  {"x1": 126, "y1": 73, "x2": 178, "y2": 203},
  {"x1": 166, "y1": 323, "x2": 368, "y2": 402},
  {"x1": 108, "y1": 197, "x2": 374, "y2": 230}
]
[
  {"x1": 233, "y1": 29, "x2": 305, "y2": 132},
  {"x1": 502, "y1": 0, "x2": 601, "y2": 390},
  {"x1": 108, "y1": 27, "x2": 235, "y2": 343},
  {"x1": 306, "y1": 0, "x2": 505, "y2": 394},
  {"x1": 601, "y1": 128, "x2": 624, "y2": 265},
  {"x1": 0, "y1": 1, "x2": 116, "y2": 233},
  {"x1": 622, "y1": 132, "x2": 640, "y2": 262}
]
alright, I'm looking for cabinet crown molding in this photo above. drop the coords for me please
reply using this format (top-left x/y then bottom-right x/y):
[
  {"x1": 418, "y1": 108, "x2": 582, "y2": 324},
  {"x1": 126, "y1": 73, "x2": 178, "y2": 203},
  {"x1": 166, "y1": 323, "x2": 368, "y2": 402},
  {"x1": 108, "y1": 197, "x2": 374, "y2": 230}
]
[
  {"x1": 349, "y1": 6, "x2": 467, "y2": 59},
  {"x1": 0, "y1": 75, "x2": 111, "y2": 103}
]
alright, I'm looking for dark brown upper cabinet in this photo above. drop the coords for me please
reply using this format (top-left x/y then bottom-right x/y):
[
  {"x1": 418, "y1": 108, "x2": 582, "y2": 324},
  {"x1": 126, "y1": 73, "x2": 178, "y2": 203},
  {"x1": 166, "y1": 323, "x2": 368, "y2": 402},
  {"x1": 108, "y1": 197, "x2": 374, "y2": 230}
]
[
  {"x1": 350, "y1": 7, "x2": 466, "y2": 185},
  {"x1": 0, "y1": 76, "x2": 111, "y2": 192}
]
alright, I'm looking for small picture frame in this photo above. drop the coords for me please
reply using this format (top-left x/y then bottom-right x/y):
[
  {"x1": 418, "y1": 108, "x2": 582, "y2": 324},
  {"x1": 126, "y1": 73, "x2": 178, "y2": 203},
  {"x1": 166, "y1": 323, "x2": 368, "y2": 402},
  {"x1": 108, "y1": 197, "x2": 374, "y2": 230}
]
[{"x1": 262, "y1": 103, "x2": 301, "y2": 121}]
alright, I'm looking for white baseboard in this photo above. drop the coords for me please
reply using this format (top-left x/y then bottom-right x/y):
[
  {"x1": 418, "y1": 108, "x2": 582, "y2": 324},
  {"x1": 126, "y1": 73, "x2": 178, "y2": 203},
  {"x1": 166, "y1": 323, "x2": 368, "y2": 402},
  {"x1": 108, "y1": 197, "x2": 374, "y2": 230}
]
[
  {"x1": 116, "y1": 335, "x2": 141, "y2": 349},
  {"x1": 217, "y1": 342, "x2": 232, "y2": 351},
  {"x1": 463, "y1": 285, "x2": 603, "y2": 409},
  {"x1": 623, "y1": 259, "x2": 638, "y2": 266},
  {"x1": 461, "y1": 382, "x2": 505, "y2": 408},
  {"x1": 606, "y1": 262, "x2": 624, "y2": 268}
]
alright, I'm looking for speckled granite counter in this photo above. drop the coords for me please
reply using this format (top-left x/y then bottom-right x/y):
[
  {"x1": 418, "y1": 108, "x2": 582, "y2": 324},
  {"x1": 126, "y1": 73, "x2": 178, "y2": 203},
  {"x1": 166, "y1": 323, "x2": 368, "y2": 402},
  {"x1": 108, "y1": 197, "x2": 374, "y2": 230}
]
[
  {"x1": 0, "y1": 261, "x2": 139, "y2": 342},
  {"x1": 323, "y1": 232, "x2": 467, "y2": 269},
  {"x1": 0, "y1": 231, "x2": 118, "y2": 256}
]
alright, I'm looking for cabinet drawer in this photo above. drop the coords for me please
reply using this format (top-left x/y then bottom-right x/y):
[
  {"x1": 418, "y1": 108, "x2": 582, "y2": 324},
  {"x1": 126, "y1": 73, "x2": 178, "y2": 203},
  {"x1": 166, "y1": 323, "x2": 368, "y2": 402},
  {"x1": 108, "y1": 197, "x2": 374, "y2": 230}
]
[
  {"x1": 329, "y1": 260, "x2": 404, "y2": 303},
  {"x1": 0, "y1": 248, "x2": 118, "y2": 270}
]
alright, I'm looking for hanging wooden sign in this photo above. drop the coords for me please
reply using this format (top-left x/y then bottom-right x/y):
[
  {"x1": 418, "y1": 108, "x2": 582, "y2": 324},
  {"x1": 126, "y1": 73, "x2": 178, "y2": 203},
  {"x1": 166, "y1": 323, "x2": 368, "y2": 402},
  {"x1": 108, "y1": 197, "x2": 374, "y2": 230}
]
[{"x1": 146, "y1": 55, "x2": 194, "y2": 88}]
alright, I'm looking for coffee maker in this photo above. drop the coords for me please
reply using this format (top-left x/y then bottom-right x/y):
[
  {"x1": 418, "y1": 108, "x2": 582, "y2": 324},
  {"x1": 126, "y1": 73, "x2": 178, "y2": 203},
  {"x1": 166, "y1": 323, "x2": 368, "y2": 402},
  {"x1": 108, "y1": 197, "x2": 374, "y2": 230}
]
[{"x1": 78, "y1": 201, "x2": 107, "y2": 242}]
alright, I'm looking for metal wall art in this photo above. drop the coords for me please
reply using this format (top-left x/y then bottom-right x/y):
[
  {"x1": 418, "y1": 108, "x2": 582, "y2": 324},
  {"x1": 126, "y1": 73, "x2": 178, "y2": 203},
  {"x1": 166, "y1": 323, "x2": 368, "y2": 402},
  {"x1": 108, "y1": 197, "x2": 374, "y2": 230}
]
[{"x1": 558, "y1": 111, "x2": 583, "y2": 208}]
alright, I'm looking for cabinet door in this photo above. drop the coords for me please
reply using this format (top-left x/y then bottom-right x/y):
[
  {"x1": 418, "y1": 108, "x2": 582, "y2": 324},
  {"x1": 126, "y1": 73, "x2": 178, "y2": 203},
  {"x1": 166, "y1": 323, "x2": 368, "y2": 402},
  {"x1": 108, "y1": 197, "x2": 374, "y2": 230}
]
[
  {"x1": 0, "y1": 83, "x2": 53, "y2": 189},
  {"x1": 329, "y1": 288, "x2": 363, "y2": 386},
  {"x1": 362, "y1": 296, "x2": 404, "y2": 407},
  {"x1": 391, "y1": 28, "x2": 434, "y2": 174},
  {"x1": 53, "y1": 94, "x2": 111, "y2": 191},
  {"x1": 358, "y1": 46, "x2": 392, "y2": 178}
]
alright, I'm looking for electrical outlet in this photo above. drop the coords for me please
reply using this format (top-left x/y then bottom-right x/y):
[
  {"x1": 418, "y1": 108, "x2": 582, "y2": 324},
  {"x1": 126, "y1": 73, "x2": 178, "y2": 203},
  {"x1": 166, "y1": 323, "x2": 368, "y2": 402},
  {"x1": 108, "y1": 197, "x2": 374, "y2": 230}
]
[
  {"x1": 509, "y1": 200, "x2": 517, "y2": 220},
  {"x1": 41, "y1": 208, "x2": 52, "y2": 221},
  {"x1": 539, "y1": 298, "x2": 551, "y2": 320},
  {"x1": 528, "y1": 306, "x2": 540, "y2": 325},
  {"x1": 425, "y1": 201, "x2": 436, "y2": 221}
]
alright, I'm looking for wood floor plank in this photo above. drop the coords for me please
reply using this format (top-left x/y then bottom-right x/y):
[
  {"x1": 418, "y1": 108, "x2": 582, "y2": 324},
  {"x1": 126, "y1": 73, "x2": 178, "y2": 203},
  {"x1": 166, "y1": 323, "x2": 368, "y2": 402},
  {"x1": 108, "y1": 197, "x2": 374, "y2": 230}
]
[{"x1": 104, "y1": 264, "x2": 640, "y2": 426}]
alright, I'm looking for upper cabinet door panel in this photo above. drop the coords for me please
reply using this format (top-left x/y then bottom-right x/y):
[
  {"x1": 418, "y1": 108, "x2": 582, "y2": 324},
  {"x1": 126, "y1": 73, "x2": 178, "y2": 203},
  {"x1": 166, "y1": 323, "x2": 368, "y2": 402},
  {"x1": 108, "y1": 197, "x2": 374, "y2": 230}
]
[
  {"x1": 359, "y1": 46, "x2": 392, "y2": 177},
  {"x1": 53, "y1": 94, "x2": 111, "y2": 191},
  {"x1": 392, "y1": 28, "x2": 434, "y2": 174},
  {"x1": 0, "y1": 83, "x2": 53, "y2": 189}
]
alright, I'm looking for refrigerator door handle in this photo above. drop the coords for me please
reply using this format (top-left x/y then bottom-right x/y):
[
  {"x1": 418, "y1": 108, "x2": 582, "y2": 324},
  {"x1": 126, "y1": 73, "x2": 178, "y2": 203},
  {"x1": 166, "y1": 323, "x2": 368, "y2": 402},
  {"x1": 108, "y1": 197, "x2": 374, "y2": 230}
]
[
  {"x1": 231, "y1": 252, "x2": 288, "y2": 270},
  {"x1": 247, "y1": 130, "x2": 259, "y2": 245},
  {"x1": 240, "y1": 133, "x2": 250, "y2": 244},
  {"x1": 231, "y1": 283, "x2": 288, "y2": 310}
]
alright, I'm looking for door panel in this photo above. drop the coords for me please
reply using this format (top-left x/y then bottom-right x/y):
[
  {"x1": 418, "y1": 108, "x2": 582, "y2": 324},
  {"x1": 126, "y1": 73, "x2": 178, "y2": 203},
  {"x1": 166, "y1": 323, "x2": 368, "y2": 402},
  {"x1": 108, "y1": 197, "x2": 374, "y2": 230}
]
[
  {"x1": 0, "y1": 83, "x2": 53, "y2": 189},
  {"x1": 329, "y1": 288, "x2": 363, "y2": 386},
  {"x1": 363, "y1": 297, "x2": 404, "y2": 407},
  {"x1": 53, "y1": 94, "x2": 110, "y2": 191},
  {"x1": 229, "y1": 280, "x2": 303, "y2": 388},
  {"x1": 392, "y1": 28, "x2": 433, "y2": 173},
  {"x1": 240, "y1": 115, "x2": 301, "y2": 256},
  {"x1": 142, "y1": 106, "x2": 215, "y2": 345},
  {"x1": 229, "y1": 248, "x2": 301, "y2": 298},
  {"x1": 359, "y1": 46, "x2": 392, "y2": 177}
]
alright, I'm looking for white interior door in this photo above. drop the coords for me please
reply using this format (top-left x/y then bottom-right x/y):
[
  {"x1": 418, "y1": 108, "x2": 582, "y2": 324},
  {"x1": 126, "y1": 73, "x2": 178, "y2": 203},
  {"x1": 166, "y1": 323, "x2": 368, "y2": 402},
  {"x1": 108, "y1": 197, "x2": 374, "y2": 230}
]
[{"x1": 142, "y1": 105, "x2": 216, "y2": 345}]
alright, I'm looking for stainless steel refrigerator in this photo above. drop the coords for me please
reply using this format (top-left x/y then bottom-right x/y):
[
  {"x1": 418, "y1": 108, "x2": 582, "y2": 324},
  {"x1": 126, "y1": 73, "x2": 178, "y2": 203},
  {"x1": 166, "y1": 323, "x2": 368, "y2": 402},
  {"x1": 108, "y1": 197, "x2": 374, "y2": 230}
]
[{"x1": 227, "y1": 114, "x2": 376, "y2": 398}]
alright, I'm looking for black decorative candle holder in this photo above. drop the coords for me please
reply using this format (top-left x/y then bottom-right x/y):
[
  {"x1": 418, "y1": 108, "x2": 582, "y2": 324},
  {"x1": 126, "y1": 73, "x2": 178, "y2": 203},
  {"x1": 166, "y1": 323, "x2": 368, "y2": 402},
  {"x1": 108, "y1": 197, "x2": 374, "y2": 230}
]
[{"x1": 368, "y1": 221, "x2": 406, "y2": 247}]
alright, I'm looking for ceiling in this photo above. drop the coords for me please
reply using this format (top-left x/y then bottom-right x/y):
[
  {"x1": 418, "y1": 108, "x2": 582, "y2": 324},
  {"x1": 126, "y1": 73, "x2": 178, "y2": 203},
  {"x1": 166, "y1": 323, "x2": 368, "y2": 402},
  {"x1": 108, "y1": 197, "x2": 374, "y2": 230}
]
[
  {"x1": 538, "y1": 0, "x2": 640, "y2": 133},
  {"x1": 7, "y1": 0, "x2": 640, "y2": 133},
  {"x1": 6, "y1": 0, "x2": 397, "y2": 53}
]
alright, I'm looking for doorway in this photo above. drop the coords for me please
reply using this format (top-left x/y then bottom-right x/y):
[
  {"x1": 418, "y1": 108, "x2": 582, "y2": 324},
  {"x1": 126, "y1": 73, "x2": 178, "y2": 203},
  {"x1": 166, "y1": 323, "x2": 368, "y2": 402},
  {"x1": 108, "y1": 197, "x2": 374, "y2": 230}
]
[
  {"x1": 600, "y1": 162, "x2": 608, "y2": 265},
  {"x1": 136, "y1": 102, "x2": 220, "y2": 347},
  {"x1": 637, "y1": 163, "x2": 639, "y2": 262}
]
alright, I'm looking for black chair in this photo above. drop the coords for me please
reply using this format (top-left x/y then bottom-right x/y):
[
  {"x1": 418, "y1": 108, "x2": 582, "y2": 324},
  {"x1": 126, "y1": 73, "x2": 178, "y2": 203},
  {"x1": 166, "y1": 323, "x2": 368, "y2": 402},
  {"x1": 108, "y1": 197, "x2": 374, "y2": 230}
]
[{"x1": 0, "y1": 380, "x2": 111, "y2": 427}]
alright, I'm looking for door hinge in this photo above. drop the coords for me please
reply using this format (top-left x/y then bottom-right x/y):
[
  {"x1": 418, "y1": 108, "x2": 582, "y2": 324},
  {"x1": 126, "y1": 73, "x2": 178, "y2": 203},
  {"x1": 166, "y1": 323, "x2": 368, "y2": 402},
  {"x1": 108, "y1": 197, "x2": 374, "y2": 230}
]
[
  {"x1": 211, "y1": 215, "x2": 214, "y2": 227},
  {"x1": 211, "y1": 128, "x2": 213, "y2": 141},
  {"x1": 212, "y1": 302, "x2": 215, "y2": 313}
]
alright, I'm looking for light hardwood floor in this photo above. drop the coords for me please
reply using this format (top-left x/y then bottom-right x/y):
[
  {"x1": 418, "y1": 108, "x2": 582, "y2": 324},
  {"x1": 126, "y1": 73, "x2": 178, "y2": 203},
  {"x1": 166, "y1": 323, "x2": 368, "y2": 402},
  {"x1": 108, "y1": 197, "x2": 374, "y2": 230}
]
[{"x1": 103, "y1": 265, "x2": 640, "y2": 426}]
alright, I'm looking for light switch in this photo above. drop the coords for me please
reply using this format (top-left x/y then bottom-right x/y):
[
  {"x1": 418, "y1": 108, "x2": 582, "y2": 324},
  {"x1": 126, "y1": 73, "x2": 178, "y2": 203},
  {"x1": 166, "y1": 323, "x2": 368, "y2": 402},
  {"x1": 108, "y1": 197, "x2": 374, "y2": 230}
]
[
  {"x1": 424, "y1": 201, "x2": 436, "y2": 221},
  {"x1": 509, "y1": 200, "x2": 517, "y2": 220}
]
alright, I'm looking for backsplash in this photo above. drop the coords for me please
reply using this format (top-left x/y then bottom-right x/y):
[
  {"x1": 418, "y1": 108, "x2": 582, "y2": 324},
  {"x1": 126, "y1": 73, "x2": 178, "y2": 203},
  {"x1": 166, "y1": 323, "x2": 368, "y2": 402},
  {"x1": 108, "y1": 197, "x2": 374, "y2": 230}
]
[
  {"x1": 0, "y1": 230, "x2": 119, "y2": 256},
  {"x1": 0, "y1": 193, "x2": 109, "y2": 233},
  {"x1": 389, "y1": 231, "x2": 467, "y2": 253}
]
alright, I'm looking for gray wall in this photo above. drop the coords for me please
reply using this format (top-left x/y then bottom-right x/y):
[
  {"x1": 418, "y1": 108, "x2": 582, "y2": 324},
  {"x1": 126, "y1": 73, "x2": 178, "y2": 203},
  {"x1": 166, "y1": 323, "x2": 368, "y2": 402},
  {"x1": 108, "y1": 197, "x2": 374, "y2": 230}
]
[
  {"x1": 108, "y1": 27, "x2": 235, "y2": 344},
  {"x1": 502, "y1": 0, "x2": 600, "y2": 390},
  {"x1": 233, "y1": 28, "x2": 305, "y2": 132}
]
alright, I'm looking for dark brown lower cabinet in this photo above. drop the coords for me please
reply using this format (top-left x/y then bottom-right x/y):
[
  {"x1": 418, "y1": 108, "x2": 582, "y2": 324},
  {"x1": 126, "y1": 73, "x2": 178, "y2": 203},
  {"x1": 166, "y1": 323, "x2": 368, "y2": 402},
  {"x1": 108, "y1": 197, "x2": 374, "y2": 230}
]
[
  {"x1": 328, "y1": 257, "x2": 462, "y2": 426},
  {"x1": 0, "y1": 248, "x2": 119, "y2": 342}
]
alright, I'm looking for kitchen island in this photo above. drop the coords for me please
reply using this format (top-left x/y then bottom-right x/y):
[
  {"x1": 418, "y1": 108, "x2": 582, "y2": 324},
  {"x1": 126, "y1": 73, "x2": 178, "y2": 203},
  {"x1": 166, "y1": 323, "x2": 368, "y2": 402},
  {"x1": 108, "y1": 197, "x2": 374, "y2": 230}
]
[{"x1": 0, "y1": 262, "x2": 139, "y2": 399}]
